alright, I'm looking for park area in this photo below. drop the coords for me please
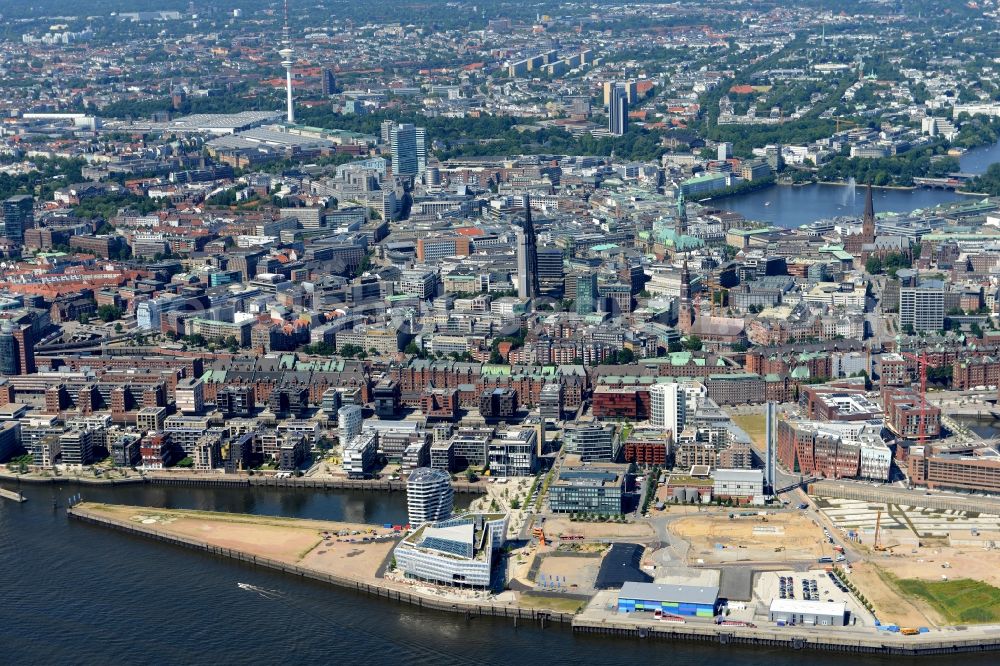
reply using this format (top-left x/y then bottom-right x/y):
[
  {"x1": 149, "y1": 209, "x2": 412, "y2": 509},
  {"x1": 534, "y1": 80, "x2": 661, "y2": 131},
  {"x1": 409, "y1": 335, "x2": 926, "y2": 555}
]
[
  {"x1": 80, "y1": 503, "x2": 398, "y2": 581},
  {"x1": 669, "y1": 511, "x2": 827, "y2": 563},
  {"x1": 892, "y1": 577, "x2": 1000, "y2": 624},
  {"x1": 847, "y1": 551, "x2": 1000, "y2": 627}
]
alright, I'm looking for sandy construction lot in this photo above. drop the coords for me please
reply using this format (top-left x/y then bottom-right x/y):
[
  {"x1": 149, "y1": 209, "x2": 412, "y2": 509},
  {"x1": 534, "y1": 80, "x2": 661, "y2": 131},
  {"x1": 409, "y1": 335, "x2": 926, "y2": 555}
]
[
  {"x1": 669, "y1": 512, "x2": 827, "y2": 563},
  {"x1": 847, "y1": 561, "x2": 942, "y2": 627},
  {"x1": 88, "y1": 503, "x2": 397, "y2": 580},
  {"x1": 540, "y1": 516, "x2": 654, "y2": 540},
  {"x1": 873, "y1": 548, "x2": 1000, "y2": 588},
  {"x1": 535, "y1": 553, "x2": 602, "y2": 592}
]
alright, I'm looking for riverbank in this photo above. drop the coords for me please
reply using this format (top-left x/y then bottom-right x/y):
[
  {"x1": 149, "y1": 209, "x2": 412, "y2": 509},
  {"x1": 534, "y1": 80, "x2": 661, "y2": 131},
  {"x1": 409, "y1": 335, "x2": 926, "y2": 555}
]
[
  {"x1": 815, "y1": 180, "x2": 916, "y2": 191},
  {"x1": 0, "y1": 470, "x2": 486, "y2": 494},
  {"x1": 68, "y1": 501, "x2": 1000, "y2": 656},
  {"x1": 69, "y1": 502, "x2": 572, "y2": 624}
]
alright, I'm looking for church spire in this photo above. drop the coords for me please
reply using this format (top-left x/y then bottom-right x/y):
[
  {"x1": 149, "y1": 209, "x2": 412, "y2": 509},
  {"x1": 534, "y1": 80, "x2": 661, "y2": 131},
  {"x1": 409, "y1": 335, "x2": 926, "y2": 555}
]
[
  {"x1": 676, "y1": 189, "x2": 688, "y2": 236},
  {"x1": 678, "y1": 258, "x2": 693, "y2": 333},
  {"x1": 862, "y1": 183, "x2": 875, "y2": 241}
]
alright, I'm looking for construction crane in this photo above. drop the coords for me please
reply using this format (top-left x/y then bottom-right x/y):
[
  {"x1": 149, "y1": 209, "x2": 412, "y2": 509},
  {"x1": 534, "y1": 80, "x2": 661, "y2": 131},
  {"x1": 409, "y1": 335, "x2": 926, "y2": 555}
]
[
  {"x1": 873, "y1": 509, "x2": 884, "y2": 551},
  {"x1": 693, "y1": 277, "x2": 725, "y2": 317},
  {"x1": 835, "y1": 117, "x2": 861, "y2": 133},
  {"x1": 900, "y1": 351, "x2": 931, "y2": 445}
]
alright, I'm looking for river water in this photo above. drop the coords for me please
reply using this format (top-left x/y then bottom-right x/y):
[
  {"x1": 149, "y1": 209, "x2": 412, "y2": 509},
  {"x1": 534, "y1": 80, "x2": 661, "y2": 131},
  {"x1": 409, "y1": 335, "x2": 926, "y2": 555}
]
[
  {"x1": 0, "y1": 483, "x2": 992, "y2": 665},
  {"x1": 714, "y1": 141, "x2": 1000, "y2": 228}
]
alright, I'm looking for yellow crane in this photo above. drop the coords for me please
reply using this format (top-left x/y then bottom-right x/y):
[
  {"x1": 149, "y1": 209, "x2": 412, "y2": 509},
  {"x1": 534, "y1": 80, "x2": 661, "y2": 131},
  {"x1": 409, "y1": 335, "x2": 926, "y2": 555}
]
[
  {"x1": 873, "y1": 509, "x2": 884, "y2": 551},
  {"x1": 835, "y1": 117, "x2": 861, "y2": 133}
]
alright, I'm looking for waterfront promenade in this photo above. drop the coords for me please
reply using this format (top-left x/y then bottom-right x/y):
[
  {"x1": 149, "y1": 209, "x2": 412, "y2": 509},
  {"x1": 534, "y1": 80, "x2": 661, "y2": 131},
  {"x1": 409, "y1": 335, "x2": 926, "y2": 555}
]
[{"x1": 0, "y1": 470, "x2": 486, "y2": 494}]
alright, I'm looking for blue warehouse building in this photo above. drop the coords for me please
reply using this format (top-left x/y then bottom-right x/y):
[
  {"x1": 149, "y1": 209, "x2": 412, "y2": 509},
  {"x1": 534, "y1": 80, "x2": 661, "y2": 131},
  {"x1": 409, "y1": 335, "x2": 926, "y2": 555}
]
[{"x1": 617, "y1": 582, "x2": 719, "y2": 618}]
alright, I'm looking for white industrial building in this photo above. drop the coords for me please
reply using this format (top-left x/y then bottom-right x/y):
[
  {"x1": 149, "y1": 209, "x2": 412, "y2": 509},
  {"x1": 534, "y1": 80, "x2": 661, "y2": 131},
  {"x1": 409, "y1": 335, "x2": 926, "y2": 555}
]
[{"x1": 712, "y1": 469, "x2": 764, "y2": 501}]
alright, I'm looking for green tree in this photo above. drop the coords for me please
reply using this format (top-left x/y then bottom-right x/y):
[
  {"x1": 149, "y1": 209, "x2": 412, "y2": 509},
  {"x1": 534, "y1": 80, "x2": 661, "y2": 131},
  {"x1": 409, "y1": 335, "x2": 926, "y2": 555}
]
[
  {"x1": 96, "y1": 304, "x2": 123, "y2": 322},
  {"x1": 616, "y1": 348, "x2": 636, "y2": 364},
  {"x1": 683, "y1": 336, "x2": 703, "y2": 351}
]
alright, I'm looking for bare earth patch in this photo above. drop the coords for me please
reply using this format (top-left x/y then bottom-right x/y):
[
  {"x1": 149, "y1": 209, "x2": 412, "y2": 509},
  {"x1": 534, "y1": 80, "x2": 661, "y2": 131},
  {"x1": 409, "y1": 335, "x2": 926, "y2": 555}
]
[
  {"x1": 670, "y1": 512, "x2": 827, "y2": 564},
  {"x1": 85, "y1": 503, "x2": 397, "y2": 581}
]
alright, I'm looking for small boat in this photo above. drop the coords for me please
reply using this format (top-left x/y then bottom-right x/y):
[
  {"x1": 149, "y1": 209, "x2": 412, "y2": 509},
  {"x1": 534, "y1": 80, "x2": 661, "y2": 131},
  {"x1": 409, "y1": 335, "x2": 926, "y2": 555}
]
[{"x1": 237, "y1": 583, "x2": 284, "y2": 598}]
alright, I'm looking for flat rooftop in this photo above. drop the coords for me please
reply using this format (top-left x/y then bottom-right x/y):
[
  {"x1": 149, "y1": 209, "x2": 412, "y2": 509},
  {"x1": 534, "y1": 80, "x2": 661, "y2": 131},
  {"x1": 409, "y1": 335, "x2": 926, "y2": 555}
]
[{"x1": 618, "y1": 581, "x2": 719, "y2": 605}]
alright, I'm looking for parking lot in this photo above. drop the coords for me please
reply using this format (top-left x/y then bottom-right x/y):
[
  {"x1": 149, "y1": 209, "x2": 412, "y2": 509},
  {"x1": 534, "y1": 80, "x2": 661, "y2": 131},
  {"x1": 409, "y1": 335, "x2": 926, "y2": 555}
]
[{"x1": 751, "y1": 570, "x2": 875, "y2": 627}]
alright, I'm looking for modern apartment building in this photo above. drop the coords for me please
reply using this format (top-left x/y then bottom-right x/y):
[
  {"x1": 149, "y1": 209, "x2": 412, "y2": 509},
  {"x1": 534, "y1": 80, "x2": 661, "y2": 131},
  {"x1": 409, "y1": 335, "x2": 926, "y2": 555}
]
[
  {"x1": 563, "y1": 423, "x2": 618, "y2": 462},
  {"x1": 406, "y1": 467, "x2": 454, "y2": 526},
  {"x1": 487, "y1": 428, "x2": 537, "y2": 476}
]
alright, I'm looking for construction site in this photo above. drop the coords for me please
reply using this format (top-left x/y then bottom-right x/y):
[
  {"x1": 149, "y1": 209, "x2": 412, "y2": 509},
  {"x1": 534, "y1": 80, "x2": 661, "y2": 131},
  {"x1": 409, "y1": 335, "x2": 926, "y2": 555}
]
[
  {"x1": 669, "y1": 511, "x2": 829, "y2": 564},
  {"x1": 813, "y1": 494, "x2": 1000, "y2": 626}
]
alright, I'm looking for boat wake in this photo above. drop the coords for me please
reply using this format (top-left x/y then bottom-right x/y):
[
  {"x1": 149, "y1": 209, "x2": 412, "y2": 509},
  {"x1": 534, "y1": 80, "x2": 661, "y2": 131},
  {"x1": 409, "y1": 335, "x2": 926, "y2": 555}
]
[{"x1": 237, "y1": 582, "x2": 285, "y2": 599}]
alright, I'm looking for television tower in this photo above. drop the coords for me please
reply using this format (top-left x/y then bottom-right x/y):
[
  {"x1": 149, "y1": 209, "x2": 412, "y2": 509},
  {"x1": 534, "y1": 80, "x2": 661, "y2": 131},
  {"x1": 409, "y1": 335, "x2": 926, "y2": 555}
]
[{"x1": 279, "y1": 0, "x2": 295, "y2": 124}]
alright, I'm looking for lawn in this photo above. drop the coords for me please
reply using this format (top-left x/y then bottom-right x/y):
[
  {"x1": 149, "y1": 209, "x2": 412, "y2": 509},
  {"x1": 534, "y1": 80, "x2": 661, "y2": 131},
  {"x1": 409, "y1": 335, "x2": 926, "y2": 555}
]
[
  {"x1": 731, "y1": 414, "x2": 767, "y2": 451},
  {"x1": 893, "y1": 577, "x2": 1000, "y2": 624},
  {"x1": 518, "y1": 593, "x2": 586, "y2": 614}
]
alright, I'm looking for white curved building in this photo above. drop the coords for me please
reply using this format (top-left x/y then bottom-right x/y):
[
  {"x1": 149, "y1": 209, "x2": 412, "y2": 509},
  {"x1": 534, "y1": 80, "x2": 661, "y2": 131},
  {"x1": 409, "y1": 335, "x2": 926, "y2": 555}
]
[
  {"x1": 337, "y1": 405, "x2": 363, "y2": 449},
  {"x1": 406, "y1": 467, "x2": 453, "y2": 527}
]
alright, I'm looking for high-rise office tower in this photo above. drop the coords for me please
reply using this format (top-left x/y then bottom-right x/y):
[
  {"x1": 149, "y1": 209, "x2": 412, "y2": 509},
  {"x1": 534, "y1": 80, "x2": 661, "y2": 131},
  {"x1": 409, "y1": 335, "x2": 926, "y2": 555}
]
[
  {"x1": 0, "y1": 323, "x2": 36, "y2": 375},
  {"x1": 321, "y1": 68, "x2": 336, "y2": 96},
  {"x1": 380, "y1": 119, "x2": 396, "y2": 145},
  {"x1": 516, "y1": 197, "x2": 539, "y2": 300},
  {"x1": 650, "y1": 383, "x2": 686, "y2": 441},
  {"x1": 0, "y1": 325, "x2": 19, "y2": 375},
  {"x1": 2, "y1": 195, "x2": 33, "y2": 243},
  {"x1": 576, "y1": 271, "x2": 598, "y2": 315},
  {"x1": 609, "y1": 84, "x2": 628, "y2": 136},
  {"x1": 536, "y1": 247, "x2": 565, "y2": 298},
  {"x1": 390, "y1": 123, "x2": 426, "y2": 177}
]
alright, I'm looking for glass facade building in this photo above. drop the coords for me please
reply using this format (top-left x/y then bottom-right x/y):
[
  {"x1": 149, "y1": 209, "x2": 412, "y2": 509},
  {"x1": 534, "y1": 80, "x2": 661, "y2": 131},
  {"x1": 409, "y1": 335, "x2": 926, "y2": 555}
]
[{"x1": 549, "y1": 467, "x2": 624, "y2": 514}]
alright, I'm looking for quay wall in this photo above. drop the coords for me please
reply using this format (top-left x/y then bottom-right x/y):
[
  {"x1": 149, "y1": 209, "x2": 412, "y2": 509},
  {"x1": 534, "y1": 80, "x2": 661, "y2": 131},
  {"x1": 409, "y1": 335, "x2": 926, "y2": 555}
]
[
  {"x1": 68, "y1": 505, "x2": 1000, "y2": 656},
  {"x1": 0, "y1": 472, "x2": 485, "y2": 494}
]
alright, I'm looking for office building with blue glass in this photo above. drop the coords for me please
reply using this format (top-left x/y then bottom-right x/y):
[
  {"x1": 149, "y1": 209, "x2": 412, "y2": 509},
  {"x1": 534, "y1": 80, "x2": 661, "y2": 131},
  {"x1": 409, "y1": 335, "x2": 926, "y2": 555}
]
[{"x1": 548, "y1": 465, "x2": 625, "y2": 515}]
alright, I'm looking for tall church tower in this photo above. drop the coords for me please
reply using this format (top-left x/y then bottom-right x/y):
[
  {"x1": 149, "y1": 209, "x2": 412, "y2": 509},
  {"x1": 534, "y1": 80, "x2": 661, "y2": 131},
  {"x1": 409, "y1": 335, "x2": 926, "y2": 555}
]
[
  {"x1": 675, "y1": 189, "x2": 688, "y2": 236},
  {"x1": 862, "y1": 183, "x2": 875, "y2": 243},
  {"x1": 516, "y1": 196, "x2": 540, "y2": 300},
  {"x1": 678, "y1": 259, "x2": 694, "y2": 333}
]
